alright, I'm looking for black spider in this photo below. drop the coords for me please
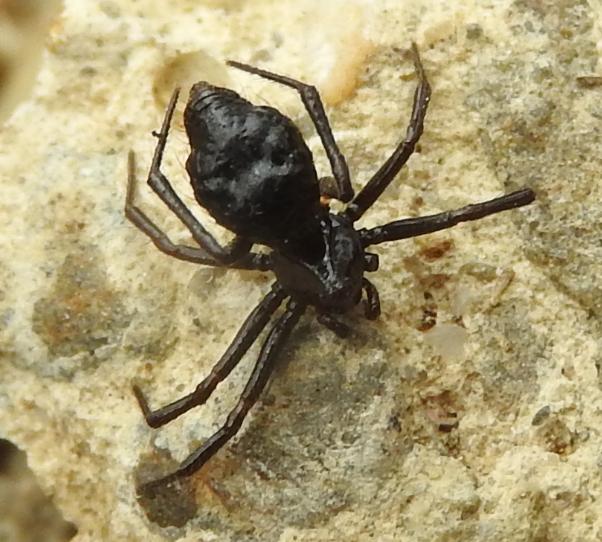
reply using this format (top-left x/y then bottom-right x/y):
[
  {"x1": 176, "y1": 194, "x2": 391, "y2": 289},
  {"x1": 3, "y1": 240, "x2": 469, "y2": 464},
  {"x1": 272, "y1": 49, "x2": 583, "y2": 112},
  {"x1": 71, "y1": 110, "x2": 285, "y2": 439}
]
[{"x1": 126, "y1": 44, "x2": 535, "y2": 490}]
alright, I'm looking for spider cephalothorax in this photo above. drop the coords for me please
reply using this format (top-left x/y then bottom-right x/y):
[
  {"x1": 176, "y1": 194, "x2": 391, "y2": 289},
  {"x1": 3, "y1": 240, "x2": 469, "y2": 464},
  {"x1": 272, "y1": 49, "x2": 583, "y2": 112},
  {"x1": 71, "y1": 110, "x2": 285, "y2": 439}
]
[{"x1": 126, "y1": 43, "x2": 535, "y2": 491}]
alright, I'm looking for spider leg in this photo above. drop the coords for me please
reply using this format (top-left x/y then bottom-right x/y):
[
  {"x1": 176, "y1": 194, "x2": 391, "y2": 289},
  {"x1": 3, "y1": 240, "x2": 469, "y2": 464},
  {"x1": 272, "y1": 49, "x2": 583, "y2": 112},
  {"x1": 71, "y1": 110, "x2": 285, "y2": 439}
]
[
  {"x1": 317, "y1": 176, "x2": 343, "y2": 201},
  {"x1": 346, "y1": 43, "x2": 431, "y2": 222},
  {"x1": 362, "y1": 278, "x2": 381, "y2": 320},
  {"x1": 133, "y1": 283, "x2": 286, "y2": 428},
  {"x1": 126, "y1": 151, "x2": 271, "y2": 271},
  {"x1": 143, "y1": 88, "x2": 254, "y2": 265},
  {"x1": 141, "y1": 298, "x2": 306, "y2": 489},
  {"x1": 227, "y1": 60, "x2": 353, "y2": 203},
  {"x1": 360, "y1": 188, "x2": 535, "y2": 247},
  {"x1": 317, "y1": 313, "x2": 351, "y2": 338},
  {"x1": 364, "y1": 252, "x2": 379, "y2": 272}
]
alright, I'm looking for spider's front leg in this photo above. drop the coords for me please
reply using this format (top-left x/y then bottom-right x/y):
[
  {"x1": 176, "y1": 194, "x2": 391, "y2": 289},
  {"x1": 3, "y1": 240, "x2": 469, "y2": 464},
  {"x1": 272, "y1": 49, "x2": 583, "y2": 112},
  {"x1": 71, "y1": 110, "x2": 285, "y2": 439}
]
[
  {"x1": 133, "y1": 283, "x2": 286, "y2": 428},
  {"x1": 317, "y1": 313, "x2": 351, "y2": 338},
  {"x1": 362, "y1": 278, "x2": 381, "y2": 320},
  {"x1": 140, "y1": 298, "x2": 306, "y2": 491},
  {"x1": 141, "y1": 88, "x2": 256, "y2": 265},
  {"x1": 359, "y1": 188, "x2": 536, "y2": 247}
]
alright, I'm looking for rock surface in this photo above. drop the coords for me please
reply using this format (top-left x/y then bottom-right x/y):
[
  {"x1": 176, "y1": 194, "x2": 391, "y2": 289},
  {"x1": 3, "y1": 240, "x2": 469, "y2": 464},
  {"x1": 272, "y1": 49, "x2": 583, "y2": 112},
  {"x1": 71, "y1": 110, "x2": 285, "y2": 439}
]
[{"x1": 0, "y1": 0, "x2": 601, "y2": 541}]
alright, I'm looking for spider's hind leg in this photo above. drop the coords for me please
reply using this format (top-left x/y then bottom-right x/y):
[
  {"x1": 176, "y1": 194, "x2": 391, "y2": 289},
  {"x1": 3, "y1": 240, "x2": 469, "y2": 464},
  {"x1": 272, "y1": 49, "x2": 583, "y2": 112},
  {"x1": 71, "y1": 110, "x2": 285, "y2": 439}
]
[
  {"x1": 346, "y1": 43, "x2": 432, "y2": 222},
  {"x1": 125, "y1": 151, "x2": 270, "y2": 270},
  {"x1": 227, "y1": 59, "x2": 354, "y2": 203},
  {"x1": 142, "y1": 88, "x2": 255, "y2": 265}
]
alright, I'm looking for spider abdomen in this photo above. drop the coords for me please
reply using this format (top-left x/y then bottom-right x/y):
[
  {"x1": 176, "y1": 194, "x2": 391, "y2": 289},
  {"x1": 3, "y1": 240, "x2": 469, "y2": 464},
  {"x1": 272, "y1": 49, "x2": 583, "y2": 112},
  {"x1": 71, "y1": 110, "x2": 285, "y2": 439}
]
[{"x1": 184, "y1": 82, "x2": 321, "y2": 246}]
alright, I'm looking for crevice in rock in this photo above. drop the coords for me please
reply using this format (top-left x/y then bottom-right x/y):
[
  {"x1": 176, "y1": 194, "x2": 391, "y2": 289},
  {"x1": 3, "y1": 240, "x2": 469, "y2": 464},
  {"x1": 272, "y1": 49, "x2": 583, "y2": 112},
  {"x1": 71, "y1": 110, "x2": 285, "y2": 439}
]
[
  {"x1": 0, "y1": 0, "x2": 63, "y2": 122},
  {"x1": 0, "y1": 438, "x2": 77, "y2": 542}
]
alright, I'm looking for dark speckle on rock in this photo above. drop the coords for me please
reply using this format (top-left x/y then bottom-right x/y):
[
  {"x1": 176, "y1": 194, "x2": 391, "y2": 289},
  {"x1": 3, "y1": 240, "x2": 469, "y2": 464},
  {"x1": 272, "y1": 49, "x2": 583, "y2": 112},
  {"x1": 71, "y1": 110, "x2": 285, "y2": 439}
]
[
  {"x1": 466, "y1": 23, "x2": 483, "y2": 40},
  {"x1": 531, "y1": 405, "x2": 551, "y2": 426},
  {"x1": 134, "y1": 449, "x2": 198, "y2": 529},
  {"x1": 535, "y1": 415, "x2": 576, "y2": 456},
  {"x1": 30, "y1": 244, "x2": 129, "y2": 377}
]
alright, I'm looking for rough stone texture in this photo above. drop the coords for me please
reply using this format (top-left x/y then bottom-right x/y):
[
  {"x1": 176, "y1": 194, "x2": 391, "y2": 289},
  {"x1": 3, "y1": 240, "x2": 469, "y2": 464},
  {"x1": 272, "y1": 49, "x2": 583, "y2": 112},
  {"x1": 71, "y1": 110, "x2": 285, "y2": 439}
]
[{"x1": 0, "y1": 0, "x2": 601, "y2": 541}]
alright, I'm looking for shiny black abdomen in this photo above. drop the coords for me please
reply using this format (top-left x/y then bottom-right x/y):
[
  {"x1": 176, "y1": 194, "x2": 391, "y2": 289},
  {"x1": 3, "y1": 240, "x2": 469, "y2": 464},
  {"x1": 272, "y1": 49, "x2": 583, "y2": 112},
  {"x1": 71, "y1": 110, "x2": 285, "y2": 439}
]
[{"x1": 184, "y1": 83, "x2": 321, "y2": 247}]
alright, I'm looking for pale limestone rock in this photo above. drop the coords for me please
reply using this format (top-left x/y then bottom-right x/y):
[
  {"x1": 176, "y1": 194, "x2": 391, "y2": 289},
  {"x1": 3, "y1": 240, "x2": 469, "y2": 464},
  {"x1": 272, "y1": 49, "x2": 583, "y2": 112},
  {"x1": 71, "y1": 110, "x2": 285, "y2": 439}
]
[{"x1": 0, "y1": 0, "x2": 601, "y2": 541}]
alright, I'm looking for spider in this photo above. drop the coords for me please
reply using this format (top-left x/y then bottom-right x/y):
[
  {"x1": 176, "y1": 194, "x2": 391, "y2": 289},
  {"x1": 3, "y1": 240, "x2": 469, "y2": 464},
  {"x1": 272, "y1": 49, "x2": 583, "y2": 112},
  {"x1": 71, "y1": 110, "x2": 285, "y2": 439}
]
[{"x1": 126, "y1": 44, "x2": 535, "y2": 490}]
